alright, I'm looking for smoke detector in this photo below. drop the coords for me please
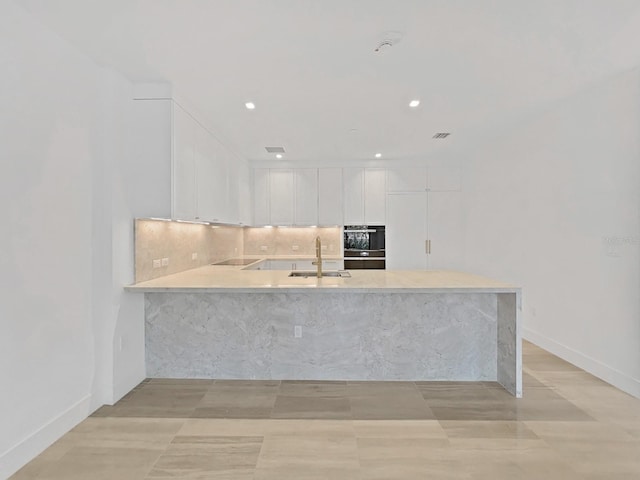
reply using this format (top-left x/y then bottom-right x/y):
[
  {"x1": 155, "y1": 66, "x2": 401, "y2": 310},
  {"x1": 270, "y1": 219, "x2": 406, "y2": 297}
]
[{"x1": 374, "y1": 31, "x2": 404, "y2": 54}]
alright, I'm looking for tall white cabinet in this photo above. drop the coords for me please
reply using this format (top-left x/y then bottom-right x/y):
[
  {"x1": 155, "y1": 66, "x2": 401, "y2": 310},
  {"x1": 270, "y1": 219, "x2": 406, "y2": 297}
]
[{"x1": 386, "y1": 166, "x2": 463, "y2": 270}]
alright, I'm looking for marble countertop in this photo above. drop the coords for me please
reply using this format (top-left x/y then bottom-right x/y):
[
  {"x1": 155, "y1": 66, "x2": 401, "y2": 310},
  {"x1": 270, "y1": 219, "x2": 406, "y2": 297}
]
[{"x1": 126, "y1": 263, "x2": 519, "y2": 294}]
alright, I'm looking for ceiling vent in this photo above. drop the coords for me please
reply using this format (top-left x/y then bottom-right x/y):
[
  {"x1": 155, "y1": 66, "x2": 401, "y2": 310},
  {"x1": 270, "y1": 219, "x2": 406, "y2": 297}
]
[
  {"x1": 433, "y1": 133, "x2": 451, "y2": 139},
  {"x1": 265, "y1": 146, "x2": 286, "y2": 153}
]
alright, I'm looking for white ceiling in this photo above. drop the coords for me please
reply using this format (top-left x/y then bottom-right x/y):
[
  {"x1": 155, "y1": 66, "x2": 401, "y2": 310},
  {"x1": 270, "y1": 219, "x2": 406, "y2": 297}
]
[{"x1": 20, "y1": 0, "x2": 640, "y2": 163}]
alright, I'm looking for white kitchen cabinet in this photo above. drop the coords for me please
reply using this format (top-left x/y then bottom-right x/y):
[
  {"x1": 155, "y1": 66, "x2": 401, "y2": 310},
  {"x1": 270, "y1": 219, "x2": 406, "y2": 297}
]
[
  {"x1": 386, "y1": 191, "x2": 463, "y2": 270},
  {"x1": 364, "y1": 168, "x2": 386, "y2": 224},
  {"x1": 268, "y1": 260, "x2": 297, "y2": 270},
  {"x1": 386, "y1": 193, "x2": 428, "y2": 270},
  {"x1": 321, "y1": 259, "x2": 344, "y2": 270},
  {"x1": 195, "y1": 124, "x2": 228, "y2": 222},
  {"x1": 427, "y1": 191, "x2": 465, "y2": 270},
  {"x1": 262, "y1": 259, "x2": 343, "y2": 271},
  {"x1": 236, "y1": 159, "x2": 252, "y2": 225},
  {"x1": 269, "y1": 169, "x2": 295, "y2": 225},
  {"x1": 318, "y1": 168, "x2": 343, "y2": 225},
  {"x1": 171, "y1": 101, "x2": 251, "y2": 224},
  {"x1": 295, "y1": 169, "x2": 318, "y2": 225},
  {"x1": 226, "y1": 153, "x2": 239, "y2": 224},
  {"x1": 343, "y1": 168, "x2": 386, "y2": 225},
  {"x1": 343, "y1": 167, "x2": 364, "y2": 224},
  {"x1": 387, "y1": 167, "x2": 427, "y2": 192},
  {"x1": 172, "y1": 103, "x2": 197, "y2": 220},
  {"x1": 253, "y1": 168, "x2": 270, "y2": 225}
]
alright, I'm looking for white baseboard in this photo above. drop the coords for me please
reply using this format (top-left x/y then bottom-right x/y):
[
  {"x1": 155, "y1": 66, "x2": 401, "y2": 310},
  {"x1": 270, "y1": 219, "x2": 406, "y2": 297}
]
[
  {"x1": 523, "y1": 327, "x2": 640, "y2": 398},
  {"x1": 0, "y1": 394, "x2": 91, "y2": 480}
]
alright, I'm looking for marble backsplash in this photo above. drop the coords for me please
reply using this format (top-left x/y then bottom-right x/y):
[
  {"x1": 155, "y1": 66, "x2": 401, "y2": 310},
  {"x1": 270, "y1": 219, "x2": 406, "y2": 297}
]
[
  {"x1": 135, "y1": 219, "x2": 243, "y2": 282},
  {"x1": 243, "y1": 226, "x2": 342, "y2": 256},
  {"x1": 135, "y1": 220, "x2": 343, "y2": 283}
]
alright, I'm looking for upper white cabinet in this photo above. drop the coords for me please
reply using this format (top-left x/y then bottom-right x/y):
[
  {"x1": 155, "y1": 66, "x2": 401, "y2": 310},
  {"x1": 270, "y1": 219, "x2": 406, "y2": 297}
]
[
  {"x1": 343, "y1": 168, "x2": 386, "y2": 225},
  {"x1": 171, "y1": 101, "x2": 250, "y2": 224},
  {"x1": 195, "y1": 124, "x2": 227, "y2": 222},
  {"x1": 270, "y1": 169, "x2": 295, "y2": 225},
  {"x1": 236, "y1": 159, "x2": 252, "y2": 225},
  {"x1": 253, "y1": 168, "x2": 319, "y2": 226},
  {"x1": 253, "y1": 168, "x2": 270, "y2": 225},
  {"x1": 318, "y1": 168, "x2": 343, "y2": 226},
  {"x1": 364, "y1": 168, "x2": 386, "y2": 225},
  {"x1": 343, "y1": 168, "x2": 364, "y2": 224},
  {"x1": 295, "y1": 169, "x2": 318, "y2": 226},
  {"x1": 172, "y1": 103, "x2": 197, "y2": 220},
  {"x1": 387, "y1": 167, "x2": 427, "y2": 192}
]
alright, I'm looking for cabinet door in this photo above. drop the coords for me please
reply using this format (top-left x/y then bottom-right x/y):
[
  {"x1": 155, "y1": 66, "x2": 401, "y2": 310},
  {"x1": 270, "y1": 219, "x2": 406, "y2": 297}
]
[
  {"x1": 195, "y1": 125, "x2": 227, "y2": 222},
  {"x1": 343, "y1": 167, "x2": 364, "y2": 225},
  {"x1": 269, "y1": 260, "x2": 296, "y2": 270},
  {"x1": 364, "y1": 168, "x2": 386, "y2": 225},
  {"x1": 237, "y1": 160, "x2": 252, "y2": 225},
  {"x1": 295, "y1": 169, "x2": 318, "y2": 225},
  {"x1": 322, "y1": 259, "x2": 344, "y2": 270},
  {"x1": 253, "y1": 169, "x2": 270, "y2": 225},
  {"x1": 226, "y1": 152, "x2": 240, "y2": 224},
  {"x1": 386, "y1": 193, "x2": 428, "y2": 270},
  {"x1": 427, "y1": 191, "x2": 464, "y2": 270},
  {"x1": 387, "y1": 167, "x2": 427, "y2": 192},
  {"x1": 172, "y1": 103, "x2": 197, "y2": 220},
  {"x1": 318, "y1": 168, "x2": 343, "y2": 226},
  {"x1": 294, "y1": 260, "x2": 315, "y2": 271},
  {"x1": 269, "y1": 169, "x2": 294, "y2": 225}
]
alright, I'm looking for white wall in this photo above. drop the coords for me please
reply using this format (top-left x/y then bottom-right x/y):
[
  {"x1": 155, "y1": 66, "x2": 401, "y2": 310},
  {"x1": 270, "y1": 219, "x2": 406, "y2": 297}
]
[
  {"x1": 0, "y1": 2, "x2": 155, "y2": 477},
  {"x1": 461, "y1": 69, "x2": 640, "y2": 397}
]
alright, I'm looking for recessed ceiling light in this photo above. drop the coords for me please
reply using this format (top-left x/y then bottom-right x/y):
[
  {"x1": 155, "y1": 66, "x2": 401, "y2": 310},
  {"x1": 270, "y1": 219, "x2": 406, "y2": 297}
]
[
  {"x1": 276, "y1": 154, "x2": 283, "y2": 159},
  {"x1": 409, "y1": 99, "x2": 420, "y2": 108},
  {"x1": 375, "y1": 153, "x2": 382, "y2": 158},
  {"x1": 245, "y1": 102, "x2": 255, "y2": 110}
]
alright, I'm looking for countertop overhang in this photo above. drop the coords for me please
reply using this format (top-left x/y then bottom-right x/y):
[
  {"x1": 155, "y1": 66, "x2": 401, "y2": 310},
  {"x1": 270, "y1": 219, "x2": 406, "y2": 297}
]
[{"x1": 125, "y1": 264, "x2": 520, "y2": 294}]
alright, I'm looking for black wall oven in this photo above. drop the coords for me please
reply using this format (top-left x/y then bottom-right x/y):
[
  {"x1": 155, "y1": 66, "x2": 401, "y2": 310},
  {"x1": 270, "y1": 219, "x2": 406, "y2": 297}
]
[{"x1": 344, "y1": 225, "x2": 385, "y2": 269}]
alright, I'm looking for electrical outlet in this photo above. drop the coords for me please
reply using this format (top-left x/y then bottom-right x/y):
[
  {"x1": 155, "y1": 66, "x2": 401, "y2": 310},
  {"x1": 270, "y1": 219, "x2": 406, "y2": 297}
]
[
  {"x1": 153, "y1": 259, "x2": 162, "y2": 269},
  {"x1": 292, "y1": 245, "x2": 299, "y2": 251},
  {"x1": 260, "y1": 245, "x2": 268, "y2": 251},
  {"x1": 192, "y1": 252, "x2": 198, "y2": 260},
  {"x1": 294, "y1": 325, "x2": 302, "y2": 338},
  {"x1": 161, "y1": 257, "x2": 169, "y2": 267}
]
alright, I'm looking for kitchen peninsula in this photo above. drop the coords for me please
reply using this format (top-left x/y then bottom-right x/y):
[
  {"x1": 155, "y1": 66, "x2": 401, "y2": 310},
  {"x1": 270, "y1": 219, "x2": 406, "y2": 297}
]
[{"x1": 127, "y1": 266, "x2": 522, "y2": 397}]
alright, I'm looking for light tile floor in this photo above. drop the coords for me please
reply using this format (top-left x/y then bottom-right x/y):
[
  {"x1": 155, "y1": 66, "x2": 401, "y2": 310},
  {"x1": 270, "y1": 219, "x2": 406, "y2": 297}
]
[{"x1": 11, "y1": 341, "x2": 640, "y2": 479}]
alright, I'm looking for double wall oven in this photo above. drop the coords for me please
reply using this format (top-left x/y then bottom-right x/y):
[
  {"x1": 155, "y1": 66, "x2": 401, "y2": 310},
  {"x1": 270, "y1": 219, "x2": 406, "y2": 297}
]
[{"x1": 343, "y1": 225, "x2": 385, "y2": 269}]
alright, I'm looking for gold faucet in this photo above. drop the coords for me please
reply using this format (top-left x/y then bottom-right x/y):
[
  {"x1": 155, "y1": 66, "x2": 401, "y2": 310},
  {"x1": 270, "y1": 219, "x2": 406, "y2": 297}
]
[{"x1": 312, "y1": 236, "x2": 323, "y2": 278}]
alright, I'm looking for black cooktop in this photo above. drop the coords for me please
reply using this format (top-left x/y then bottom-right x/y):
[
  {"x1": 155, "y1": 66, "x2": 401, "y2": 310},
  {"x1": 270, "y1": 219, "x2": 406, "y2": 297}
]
[{"x1": 213, "y1": 258, "x2": 258, "y2": 266}]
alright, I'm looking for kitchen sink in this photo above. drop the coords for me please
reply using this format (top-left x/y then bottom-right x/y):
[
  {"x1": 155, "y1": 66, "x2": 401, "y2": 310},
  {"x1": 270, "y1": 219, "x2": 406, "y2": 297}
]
[{"x1": 288, "y1": 271, "x2": 351, "y2": 278}]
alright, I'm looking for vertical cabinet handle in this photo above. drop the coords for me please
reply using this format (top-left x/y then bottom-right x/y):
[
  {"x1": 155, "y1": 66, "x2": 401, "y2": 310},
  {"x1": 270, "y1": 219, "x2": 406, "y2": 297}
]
[{"x1": 425, "y1": 240, "x2": 432, "y2": 254}]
